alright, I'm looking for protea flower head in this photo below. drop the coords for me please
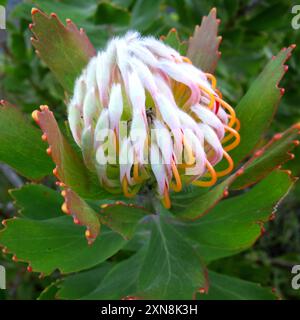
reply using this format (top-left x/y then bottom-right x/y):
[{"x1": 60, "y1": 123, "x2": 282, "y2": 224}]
[{"x1": 68, "y1": 31, "x2": 240, "y2": 208}]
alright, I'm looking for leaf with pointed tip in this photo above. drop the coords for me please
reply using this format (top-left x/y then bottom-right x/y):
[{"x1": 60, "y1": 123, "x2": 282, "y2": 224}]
[
  {"x1": 198, "y1": 271, "x2": 276, "y2": 300},
  {"x1": 80, "y1": 250, "x2": 145, "y2": 300},
  {"x1": 97, "y1": 202, "x2": 150, "y2": 240},
  {"x1": 57, "y1": 263, "x2": 111, "y2": 300},
  {"x1": 0, "y1": 101, "x2": 52, "y2": 180},
  {"x1": 38, "y1": 282, "x2": 60, "y2": 300},
  {"x1": 187, "y1": 8, "x2": 221, "y2": 73},
  {"x1": 230, "y1": 46, "x2": 295, "y2": 165},
  {"x1": 32, "y1": 106, "x2": 109, "y2": 199},
  {"x1": 0, "y1": 216, "x2": 126, "y2": 275},
  {"x1": 174, "y1": 170, "x2": 294, "y2": 262},
  {"x1": 232, "y1": 124, "x2": 300, "y2": 189},
  {"x1": 30, "y1": 8, "x2": 95, "y2": 93},
  {"x1": 62, "y1": 188, "x2": 100, "y2": 243},
  {"x1": 161, "y1": 28, "x2": 187, "y2": 55},
  {"x1": 174, "y1": 123, "x2": 298, "y2": 220},
  {"x1": 138, "y1": 214, "x2": 208, "y2": 299},
  {"x1": 175, "y1": 174, "x2": 236, "y2": 219},
  {"x1": 10, "y1": 184, "x2": 62, "y2": 220}
]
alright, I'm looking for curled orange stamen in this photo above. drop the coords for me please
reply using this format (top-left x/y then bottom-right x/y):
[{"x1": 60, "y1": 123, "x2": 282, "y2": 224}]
[
  {"x1": 198, "y1": 84, "x2": 216, "y2": 109},
  {"x1": 182, "y1": 56, "x2": 192, "y2": 64},
  {"x1": 222, "y1": 117, "x2": 240, "y2": 144},
  {"x1": 223, "y1": 125, "x2": 241, "y2": 152},
  {"x1": 216, "y1": 151, "x2": 234, "y2": 177},
  {"x1": 192, "y1": 160, "x2": 217, "y2": 187},
  {"x1": 162, "y1": 186, "x2": 171, "y2": 209},
  {"x1": 170, "y1": 161, "x2": 182, "y2": 192},
  {"x1": 215, "y1": 96, "x2": 236, "y2": 128},
  {"x1": 205, "y1": 73, "x2": 217, "y2": 89}
]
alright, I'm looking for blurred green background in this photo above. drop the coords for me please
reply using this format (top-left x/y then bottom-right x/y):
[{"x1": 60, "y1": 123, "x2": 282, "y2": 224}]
[{"x1": 0, "y1": 0, "x2": 300, "y2": 299}]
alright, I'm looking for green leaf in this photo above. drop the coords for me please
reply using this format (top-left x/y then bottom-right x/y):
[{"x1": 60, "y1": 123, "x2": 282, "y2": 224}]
[
  {"x1": 161, "y1": 28, "x2": 187, "y2": 55},
  {"x1": 232, "y1": 124, "x2": 300, "y2": 189},
  {"x1": 32, "y1": 105, "x2": 109, "y2": 199},
  {"x1": 131, "y1": 0, "x2": 162, "y2": 31},
  {"x1": 174, "y1": 170, "x2": 294, "y2": 262},
  {"x1": 175, "y1": 174, "x2": 236, "y2": 219},
  {"x1": 57, "y1": 263, "x2": 111, "y2": 300},
  {"x1": 30, "y1": 8, "x2": 96, "y2": 93},
  {"x1": 38, "y1": 282, "x2": 60, "y2": 300},
  {"x1": 0, "y1": 216, "x2": 126, "y2": 275},
  {"x1": 198, "y1": 271, "x2": 276, "y2": 300},
  {"x1": 230, "y1": 45, "x2": 295, "y2": 165},
  {"x1": 80, "y1": 251, "x2": 145, "y2": 300},
  {"x1": 97, "y1": 202, "x2": 150, "y2": 240},
  {"x1": 175, "y1": 123, "x2": 299, "y2": 220},
  {"x1": 0, "y1": 101, "x2": 52, "y2": 180},
  {"x1": 62, "y1": 188, "x2": 101, "y2": 244},
  {"x1": 187, "y1": 8, "x2": 221, "y2": 73},
  {"x1": 138, "y1": 215, "x2": 208, "y2": 299},
  {"x1": 10, "y1": 184, "x2": 63, "y2": 220}
]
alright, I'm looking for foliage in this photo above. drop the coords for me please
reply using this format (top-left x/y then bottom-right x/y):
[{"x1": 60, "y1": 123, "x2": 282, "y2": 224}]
[{"x1": 0, "y1": 0, "x2": 300, "y2": 300}]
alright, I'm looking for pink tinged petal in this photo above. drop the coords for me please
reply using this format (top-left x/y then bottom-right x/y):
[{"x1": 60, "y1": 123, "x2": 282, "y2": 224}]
[
  {"x1": 94, "y1": 109, "x2": 109, "y2": 149},
  {"x1": 96, "y1": 52, "x2": 112, "y2": 107},
  {"x1": 81, "y1": 126, "x2": 95, "y2": 172},
  {"x1": 155, "y1": 94, "x2": 183, "y2": 157},
  {"x1": 124, "y1": 31, "x2": 140, "y2": 42},
  {"x1": 83, "y1": 87, "x2": 101, "y2": 127},
  {"x1": 129, "y1": 42, "x2": 158, "y2": 68},
  {"x1": 73, "y1": 76, "x2": 86, "y2": 107},
  {"x1": 183, "y1": 129, "x2": 206, "y2": 176},
  {"x1": 129, "y1": 57, "x2": 158, "y2": 98},
  {"x1": 108, "y1": 83, "x2": 123, "y2": 131},
  {"x1": 153, "y1": 120, "x2": 173, "y2": 175},
  {"x1": 153, "y1": 73, "x2": 174, "y2": 102},
  {"x1": 130, "y1": 112, "x2": 147, "y2": 163},
  {"x1": 198, "y1": 123, "x2": 223, "y2": 165},
  {"x1": 68, "y1": 98, "x2": 82, "y2": 147},
  {"x1": 180, "y1": 62, "x2": 207, "y2": 82},
  {"x1": 116, "y1": 40, "x2": 130, "y2": 91},
  {"x1": 119, "y1": 138, "x2": 135, "y2": 185},
  {"x1": 142, "y1": 37, "x2": 182, "y2": 62},
  {"x1": 150, "y1": 143, "x2": 168, "y2": 196},
  {"x1": 191, "y1": 104, "x2": 225, "y2": 139},
  {"x1": 157, "y1": 61, "x2": 200, "y2": 105},
  {"x1": 85, "y1": 56, "x2": 97, "y2": 89},
  {"x1": 217, "y1": 107, "x2": 229, "y2": 124},
  {"x1": 128, "y1": 70, "x2": 146, "y2": 115},
  {"x1": 177, "y1": 109, "x2": 204, "y2": 144}
]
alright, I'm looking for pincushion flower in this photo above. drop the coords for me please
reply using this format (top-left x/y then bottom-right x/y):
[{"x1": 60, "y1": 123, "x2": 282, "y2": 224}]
[{"x1": 67, "y1": 31, "x2": 240, "y2": 208}]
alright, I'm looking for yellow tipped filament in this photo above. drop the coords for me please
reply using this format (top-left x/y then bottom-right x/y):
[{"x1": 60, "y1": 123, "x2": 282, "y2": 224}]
[
  {"x1": 170, "y1": 160, "x2": 182, "y2": 192},
  {"x1": 192, "y1": 160, "x2": 217, "y2": 187},
  {"x1": 216, "y1": 151, "x2": 234, "y2": 177},
  {"x1": 133, "y1": 162, "x2": 143, "y2": 183},
  {"x1": 122, "y1": 177, "x2": 136, "y2": 198},
  {"x1": 162, "y1": 186, "x2": 171, "y2": 209},
  {"x1": 198, "y1": 84, "x2": 216, "y2": 110},
  {"x1": 222, "y1": 117, "x2": 240, "y2": 144},
  {"x1": 205, "y1": 73, "x2": 217, "y2": 89},
  {"x1": 223, "y1": 125, "x2": 241, "y2": 152},
  {"x1": 215, "y1": 96, "x2": 236, "y2": 128},
  {"x1": 182, "y1": 56, "x2": 192, "y2": 64}
]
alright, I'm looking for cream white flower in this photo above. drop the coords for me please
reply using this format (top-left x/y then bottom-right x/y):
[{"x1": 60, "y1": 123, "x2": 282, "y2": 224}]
[{"x1": 68, "y1": 31, "x2": 240, "y2": 208}]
